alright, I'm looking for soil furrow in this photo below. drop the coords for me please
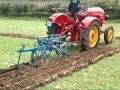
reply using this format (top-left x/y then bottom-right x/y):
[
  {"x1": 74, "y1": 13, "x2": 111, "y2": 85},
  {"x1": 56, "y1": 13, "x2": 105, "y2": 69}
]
[
  {"x1": 0, "y1": 32, "x2": 36, "y2": 39},
  {"x1": 0, "y1": 41, "x2": 120, "y2": 90}
]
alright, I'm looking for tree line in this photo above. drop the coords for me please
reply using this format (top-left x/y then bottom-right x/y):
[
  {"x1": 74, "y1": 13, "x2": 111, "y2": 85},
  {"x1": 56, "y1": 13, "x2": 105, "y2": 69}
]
[{"x1": 0, "y1": 0, "x2": 119, "y2": 19}]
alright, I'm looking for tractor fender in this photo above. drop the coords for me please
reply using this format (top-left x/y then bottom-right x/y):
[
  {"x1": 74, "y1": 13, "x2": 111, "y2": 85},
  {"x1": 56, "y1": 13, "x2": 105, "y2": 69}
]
[
  {"x1": 79, "y1": 16, "x2": 101, "y2": 29},
  {"x1": 49, "y1": 13, "x2": 69, "y2": 26}
]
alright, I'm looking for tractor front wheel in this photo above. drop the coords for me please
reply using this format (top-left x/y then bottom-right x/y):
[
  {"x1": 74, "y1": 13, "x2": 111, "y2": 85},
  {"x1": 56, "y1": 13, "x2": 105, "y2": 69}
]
[
  {"x1": 104, "y1": 26, "x2": 114, "y2": 44},
  {"x1": 81, "y1": 21, "x2": 100, "y2": 50}
]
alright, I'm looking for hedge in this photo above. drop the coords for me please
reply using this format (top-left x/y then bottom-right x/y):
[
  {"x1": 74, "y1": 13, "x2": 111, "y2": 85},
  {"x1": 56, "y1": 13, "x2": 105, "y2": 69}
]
[{"x1": 0, "y1": 0, "x2": 119, "y2": 19}]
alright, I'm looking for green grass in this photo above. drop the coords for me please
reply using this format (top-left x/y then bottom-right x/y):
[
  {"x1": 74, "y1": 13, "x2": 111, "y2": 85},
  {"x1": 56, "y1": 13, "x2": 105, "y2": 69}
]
[
  {"x1": 38, "y1": 53, "x2": 120, "y2": 90},
  {"x1": 0, "y1": 17, "x2": 48, "y2": 68},
  {"x1": 0, "y1": 36, "x2": 34, "y2": 69},
  {"x1": 0, "y1": 16, "x2": 47, "y2": 36}
]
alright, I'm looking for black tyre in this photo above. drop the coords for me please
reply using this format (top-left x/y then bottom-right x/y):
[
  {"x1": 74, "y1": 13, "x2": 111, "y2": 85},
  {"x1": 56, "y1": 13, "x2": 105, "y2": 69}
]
[
  {"x1": 104, "y1": 26, "x2": 114, "y2": 44},
  {"x1": 80, "y1": 21, "x2": 100, "y2": 50}
]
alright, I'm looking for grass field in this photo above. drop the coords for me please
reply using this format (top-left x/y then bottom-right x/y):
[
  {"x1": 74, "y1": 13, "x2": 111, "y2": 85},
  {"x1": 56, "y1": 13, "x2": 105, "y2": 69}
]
[
  {"x1": 0, "y1": 17, "x2": 47, "y2": 68},
  {"x1": 0, "y1": 17, "x2": 47, "y2": 36},
  {"x1": 0, "y1": 36, "x2": 34, "y2": 68},
  {"x1": 0, "y1": 17, "x2": 120, "y2": 89}
]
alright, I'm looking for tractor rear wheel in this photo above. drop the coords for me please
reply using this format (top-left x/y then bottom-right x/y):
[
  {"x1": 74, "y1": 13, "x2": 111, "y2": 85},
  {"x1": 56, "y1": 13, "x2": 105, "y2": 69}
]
[
  {"x1": 104, "y1": 26, "x2": 114, "y2": 44},
  {"x1": 81, "y1": 21, "x2": 100, "y2": 50}
]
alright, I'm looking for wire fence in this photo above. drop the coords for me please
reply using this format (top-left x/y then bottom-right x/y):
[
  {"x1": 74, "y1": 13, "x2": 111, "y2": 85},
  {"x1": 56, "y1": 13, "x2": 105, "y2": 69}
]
[{"x1": 0, "y1": 0, "x2": 119, "y2": 18}]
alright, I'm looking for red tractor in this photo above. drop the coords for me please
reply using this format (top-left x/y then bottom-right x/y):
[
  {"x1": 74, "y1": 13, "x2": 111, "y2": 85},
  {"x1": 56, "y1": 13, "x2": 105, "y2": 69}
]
[{"x1": 46, "y1": 7, "x2": 114, "y2": 50}]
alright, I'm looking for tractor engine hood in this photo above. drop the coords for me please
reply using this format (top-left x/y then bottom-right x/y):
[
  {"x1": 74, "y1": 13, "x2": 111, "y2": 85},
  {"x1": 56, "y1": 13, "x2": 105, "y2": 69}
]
[
  {"x1": 87, "y1": 7, "x2": 105, "y2": 23},
  {"x1": 87, "y1": 7, "x2": 105, "y2": 15},
  {"x1": 48, "y1": 13, "x2": 69, "y2": 26}
]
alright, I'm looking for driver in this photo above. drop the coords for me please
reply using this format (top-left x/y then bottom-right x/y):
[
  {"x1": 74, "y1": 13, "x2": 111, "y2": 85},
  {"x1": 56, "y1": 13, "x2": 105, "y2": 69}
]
[{"x1": 68, "y1": 0, "x2": 80, "y2": 19}]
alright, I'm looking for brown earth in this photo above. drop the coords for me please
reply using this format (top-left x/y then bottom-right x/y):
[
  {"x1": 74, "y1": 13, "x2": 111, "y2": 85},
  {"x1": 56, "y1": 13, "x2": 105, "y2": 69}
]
[
  {"x1": 0, "y1": 32, "x2": 36, "y2": 39},
  {"x1": 0, "y1": 40, "x2": 120, "y2": 90}
]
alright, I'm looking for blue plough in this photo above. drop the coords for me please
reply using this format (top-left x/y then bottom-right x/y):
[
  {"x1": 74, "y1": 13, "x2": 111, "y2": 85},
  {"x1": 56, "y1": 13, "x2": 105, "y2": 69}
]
[{"x1": 17, "y1": 35, "x2": 70, "y2": 65}]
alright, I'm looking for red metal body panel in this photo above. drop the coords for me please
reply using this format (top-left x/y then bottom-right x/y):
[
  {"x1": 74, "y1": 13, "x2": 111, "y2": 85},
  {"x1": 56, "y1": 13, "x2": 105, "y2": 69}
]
[
  {"x1": 79, "y1": 16, "x2": 100, "y2": 29},
  {"x1": 87, "y1": 7, "x2": 105, "y2": 24},
  {"x1": 49, "y1": 13, "x2": 69, "y2": 26}
]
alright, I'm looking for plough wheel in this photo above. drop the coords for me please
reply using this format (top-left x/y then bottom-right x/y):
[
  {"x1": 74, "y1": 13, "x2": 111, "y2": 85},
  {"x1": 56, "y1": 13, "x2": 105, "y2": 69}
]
[
  {"x1": 81, "y1": 21, "x2": 100, "y2": 50},
  {"x1": 104, "y1": 26, "x2": 114, "y2": 44}
]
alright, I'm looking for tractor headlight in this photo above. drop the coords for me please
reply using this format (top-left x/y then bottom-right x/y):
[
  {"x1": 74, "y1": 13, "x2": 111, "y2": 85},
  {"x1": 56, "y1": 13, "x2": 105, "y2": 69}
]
[{"x1": 46, "y1": 20, "x2": 52, "y2": 27}]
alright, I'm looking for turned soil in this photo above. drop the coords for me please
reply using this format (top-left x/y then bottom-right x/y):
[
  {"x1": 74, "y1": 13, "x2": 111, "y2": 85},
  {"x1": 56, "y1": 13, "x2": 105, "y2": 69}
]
[{"x1": 0, "y1": 40, "x2": 120, "y2": 90}]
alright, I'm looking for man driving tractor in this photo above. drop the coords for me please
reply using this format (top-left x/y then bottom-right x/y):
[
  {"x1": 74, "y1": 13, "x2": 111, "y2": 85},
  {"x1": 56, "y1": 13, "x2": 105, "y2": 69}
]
[
  {"x1": 51, "y1": 0, "x2": 83, "y2": 19},
  {"x1": 68, "y1": 0, "x2": 80, "y2": 19}
]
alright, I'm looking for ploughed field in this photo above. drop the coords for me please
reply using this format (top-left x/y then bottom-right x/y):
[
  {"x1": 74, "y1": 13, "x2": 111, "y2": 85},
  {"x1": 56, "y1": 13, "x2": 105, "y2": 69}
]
[
  {"x1": 0, "y1": 39, "x2": 120, "y2": 90},
  {"x1": 0, "y1": 17, "x2": 120, "y2": 89}
]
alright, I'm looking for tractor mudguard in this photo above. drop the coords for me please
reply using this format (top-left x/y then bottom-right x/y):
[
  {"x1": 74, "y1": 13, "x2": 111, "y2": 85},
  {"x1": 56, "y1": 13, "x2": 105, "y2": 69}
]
[
  {"x1": 49, "y1": 13, "x2": 69, "y2": 26},
  {"x1": 79, "y1": 16, "x2": 101, "y2": 29}
]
